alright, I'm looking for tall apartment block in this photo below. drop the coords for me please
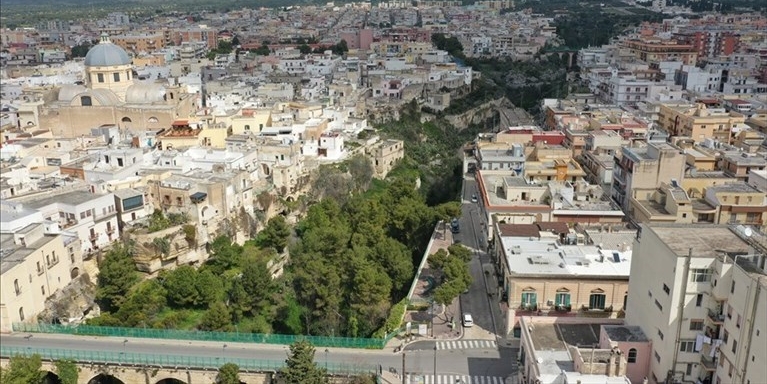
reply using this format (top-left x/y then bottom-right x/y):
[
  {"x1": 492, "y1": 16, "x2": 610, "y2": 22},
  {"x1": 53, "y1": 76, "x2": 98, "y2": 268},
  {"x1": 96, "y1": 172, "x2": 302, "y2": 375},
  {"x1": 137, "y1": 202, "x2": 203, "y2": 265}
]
[{"x1": 626, "y1": 224, "x2": 767, "y2": 384}]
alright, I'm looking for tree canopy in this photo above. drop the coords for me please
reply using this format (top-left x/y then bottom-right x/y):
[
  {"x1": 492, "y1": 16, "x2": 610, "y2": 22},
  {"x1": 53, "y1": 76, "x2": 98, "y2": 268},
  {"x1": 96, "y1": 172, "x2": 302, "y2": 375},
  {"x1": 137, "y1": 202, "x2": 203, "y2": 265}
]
[
  {"x1": 280, "y1": 340, "x2": 328, "y2": 384},
  {"x1": 217, "y1": 363, "x2": 240, "y2": 384},
  {"x1": 2, "y1": 354, "x2": 43, "y2": 384},
  {"x1": 95, "y1": 245, "x2": 140, "y2": 312},
  {"x1": 55, "y1": 359, "x2": 78, "y2": 384}
]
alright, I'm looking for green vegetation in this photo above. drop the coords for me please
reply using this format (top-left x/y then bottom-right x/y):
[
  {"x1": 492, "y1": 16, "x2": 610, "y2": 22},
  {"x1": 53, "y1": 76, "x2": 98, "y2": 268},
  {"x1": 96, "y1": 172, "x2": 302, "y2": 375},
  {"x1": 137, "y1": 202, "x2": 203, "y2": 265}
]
[
  {"x1": 431, "y1": 33, "x2": 465, "y2": 59},
  {"x1": 95, "y1": 244, "x2": 141, "y2": 313},
  {"x1": 206, "y1": 40, "x2": 235, "y2": 60},
  {"x1": 147, "y1": 209, "x2": 189, "y2": 233},
  {"x1": 55, "y1": 359, "x2": 78, "y2": 384},
  {"x1": 430, "y1": 245, "x2": 473, "y2": 306},
  {"x1": 465, "y1": 57, "x2": 568, "y2": 113},
  {"x1": 280, "y1": 340, "x2": 329, "y2": 384},
  {"x1": 217, "y1": 363, "x2": 241, "y2": 384},
  {"x1": 1, "y1": 354, "x2": 43, "y2": 384}
]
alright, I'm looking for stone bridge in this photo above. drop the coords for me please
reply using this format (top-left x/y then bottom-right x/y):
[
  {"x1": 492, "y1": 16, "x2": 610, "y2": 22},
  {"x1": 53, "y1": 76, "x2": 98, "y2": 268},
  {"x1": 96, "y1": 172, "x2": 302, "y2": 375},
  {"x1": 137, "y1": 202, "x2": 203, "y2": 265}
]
[{"x1": 0, "y1": 358, "x2": 272, "y2": 384}]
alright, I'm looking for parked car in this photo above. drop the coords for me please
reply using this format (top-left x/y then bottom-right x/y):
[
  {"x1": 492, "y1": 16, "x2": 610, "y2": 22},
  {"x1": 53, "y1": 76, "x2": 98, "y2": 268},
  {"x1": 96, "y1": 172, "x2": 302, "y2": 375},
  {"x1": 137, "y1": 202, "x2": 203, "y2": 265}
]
[
  {"x1": 471, "y1": 194, "x2": 478, "y2": 203},
  {"x1": 462, "y1": 313, "x2": 474, "y2": 327}
]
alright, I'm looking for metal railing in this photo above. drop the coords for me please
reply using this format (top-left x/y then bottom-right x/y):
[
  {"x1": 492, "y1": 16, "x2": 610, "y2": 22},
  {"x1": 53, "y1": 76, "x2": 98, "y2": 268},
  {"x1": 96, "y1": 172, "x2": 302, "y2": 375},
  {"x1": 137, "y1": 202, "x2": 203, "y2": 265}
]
[
  {"x1": 13, "y1": 323, "x2": 394, "y2": 350},
  {"x1": 0, "y1": 346, "x2": 377, "y2": 376}
]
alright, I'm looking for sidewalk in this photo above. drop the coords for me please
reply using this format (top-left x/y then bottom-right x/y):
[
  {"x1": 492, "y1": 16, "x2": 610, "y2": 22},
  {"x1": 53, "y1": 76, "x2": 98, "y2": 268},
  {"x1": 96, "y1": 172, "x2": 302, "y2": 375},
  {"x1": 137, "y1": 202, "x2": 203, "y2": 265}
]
[{"x1": 389, "y1": 223, "x2": 463, "y2": 349}]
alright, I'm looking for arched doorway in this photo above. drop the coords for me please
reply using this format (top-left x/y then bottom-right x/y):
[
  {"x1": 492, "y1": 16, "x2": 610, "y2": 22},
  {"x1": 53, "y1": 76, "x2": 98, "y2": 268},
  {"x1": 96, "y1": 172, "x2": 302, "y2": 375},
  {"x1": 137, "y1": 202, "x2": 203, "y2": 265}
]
[
  {"x1": 70, "y1": 267, "x2": 80, "y2": 278},
  {"x1": 155, "y1": 379, "x2": 187, "y2": 384},
  {"x1": 42, "y1": 371, "x2": 62, "y2": 384},
  {"x1": 88, "y1": 374, "x2": 125, "y2": 384}
]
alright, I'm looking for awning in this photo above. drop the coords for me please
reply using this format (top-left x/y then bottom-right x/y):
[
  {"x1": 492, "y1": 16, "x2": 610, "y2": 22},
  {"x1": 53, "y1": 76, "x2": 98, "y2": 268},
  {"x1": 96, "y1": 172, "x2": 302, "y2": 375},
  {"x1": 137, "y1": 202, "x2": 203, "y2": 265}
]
[{"x1": 190, "y1": 192, "x2": 207, "y2": 203}]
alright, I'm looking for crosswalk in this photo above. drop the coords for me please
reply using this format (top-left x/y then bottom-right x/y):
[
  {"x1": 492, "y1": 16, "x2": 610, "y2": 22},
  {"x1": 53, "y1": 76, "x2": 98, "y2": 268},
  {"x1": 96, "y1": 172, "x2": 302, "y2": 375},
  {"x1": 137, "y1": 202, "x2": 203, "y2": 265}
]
[
  {"x1": 405, "y1": 374, "x2": 506, "y2": 384},
  {"x1": 436, "y1": 339, "x2": 497, "y2": 350}
]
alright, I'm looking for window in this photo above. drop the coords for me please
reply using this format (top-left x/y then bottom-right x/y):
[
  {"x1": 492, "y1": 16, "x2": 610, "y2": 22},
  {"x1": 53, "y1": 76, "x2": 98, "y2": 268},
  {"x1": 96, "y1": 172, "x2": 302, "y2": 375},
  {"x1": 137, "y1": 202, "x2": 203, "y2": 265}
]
[
  {"x1": 655, "y1": 351, "x2": 661, "y2": 363},
  {"x1": 555, "y1": 290, "x2": 570, "y2": 307},
  {"x1": 696, "y1": 294, "x2": 703, "y2": 307},
  {"x1": 727, "y1": 304, "x2": 733, "y2": 319},
  {"x1": 686, "y1": 363, "x2": 693, "y2": 376},
  {"x1": 729, "y1": 362, "x2": 733, "y2": 377},
  {"x1": 663, "y1": 283, "x2": 670, "y2": 294},
  {"x1": 41, "y1": 286, "x2": 45, "y2": 295},
  {"x1": 680, "y1": 340, "x2": 695, "y2": 352},
  {"x1": 658, "y1": 329, "x2": 664, "y2": 340},
  {"x1": 14, "y1": 279, "x2": 20, "y2": 295},
  {"x1": 80, "y1": 96, "x2": 92, "y2": 106},
  {"x1": 589, "y1": 290, "x2": 606, "y2": 309},
  {"x1": 627, "y1": 348, "x2": 637, "y2": 363},
  {"x1": 732, "y1": 339, "x2": 737, "y2": 353},
  {"x1": 691, "y1": 269, "x2": 712, "y2": 282},
  {"x1": 690, "y1": 320, "x2": 704, "y2": 331},
  {"x1": 113, "y1": 72, "x2": 120, "y2": 82},
  {"x1": 521, "y1": 290, "x2": 537, "y2": 308},
  {"x1": 731, "y1": 281, "x2": 736, "y2": 294},
  {"x1": 46, "y1": 255, "x2": 51, "y2": 266},
  {"x1": 122, "y1": 195, "x2": 143, "y2": 211},
  {"x1": 19, "y1": 307, "x2": 24, "y2": 321},
  {"x1": 655, "y1": 299, "x2": 663, "y2": 311},
  {"x1": 723, "y1": 330, "x2": 729, "y2": 343},
  {"x1": 245, "y1": 125, "x2": 250, "y2": 130},
  {"x1": 737, "y1": 314, "x2": 742, "y2": 328},
  {"x1": 97, "y1": 73, "x2": 104, "y2": 83}
]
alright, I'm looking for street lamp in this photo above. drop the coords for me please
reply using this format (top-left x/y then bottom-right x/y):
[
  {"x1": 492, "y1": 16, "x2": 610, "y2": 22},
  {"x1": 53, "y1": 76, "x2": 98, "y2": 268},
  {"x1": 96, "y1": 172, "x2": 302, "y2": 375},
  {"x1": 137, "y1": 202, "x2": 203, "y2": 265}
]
[
  {"x1": 324, "y1": 348, "x2": 329, "y2": 371},
  {"x1": 222, "y1": 344, "x2": 227, "y2": 360}
]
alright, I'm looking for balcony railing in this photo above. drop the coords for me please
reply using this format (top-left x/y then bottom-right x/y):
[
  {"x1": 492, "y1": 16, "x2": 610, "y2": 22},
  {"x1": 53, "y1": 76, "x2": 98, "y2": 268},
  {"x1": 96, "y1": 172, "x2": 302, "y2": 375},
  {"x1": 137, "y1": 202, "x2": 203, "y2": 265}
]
[
  {"x1": 707, "y1": 309, "x2": 725, "y2": 324},
  {"x1": 700, "y1": 355, "x2": 717, "y2": 371}
]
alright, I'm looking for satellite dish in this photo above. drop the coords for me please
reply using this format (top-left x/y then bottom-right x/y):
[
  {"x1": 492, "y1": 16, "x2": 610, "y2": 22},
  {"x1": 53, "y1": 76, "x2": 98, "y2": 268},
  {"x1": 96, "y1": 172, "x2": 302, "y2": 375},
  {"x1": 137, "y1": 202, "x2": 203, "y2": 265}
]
[{"x1": 744, "y1": 227, "x2": 753, "y2": 237}]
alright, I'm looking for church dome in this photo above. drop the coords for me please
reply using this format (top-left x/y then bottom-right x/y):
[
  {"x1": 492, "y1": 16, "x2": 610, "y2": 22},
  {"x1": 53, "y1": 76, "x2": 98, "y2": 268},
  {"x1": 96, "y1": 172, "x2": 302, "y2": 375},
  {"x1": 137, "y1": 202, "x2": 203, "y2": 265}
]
[{"x1": 84, "y1": 33, "x2": 131, "y2": 67}]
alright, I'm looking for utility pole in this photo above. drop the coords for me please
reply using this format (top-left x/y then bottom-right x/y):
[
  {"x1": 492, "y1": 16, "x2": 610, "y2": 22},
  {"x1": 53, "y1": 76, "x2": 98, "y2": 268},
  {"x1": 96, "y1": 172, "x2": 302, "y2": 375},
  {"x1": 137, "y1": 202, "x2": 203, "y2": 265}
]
[
  {"x1": 433, "y1": 345, "x2": 437, "y2": 377},
  {"x1": 401, "y1": 353, "x2": 406, "y2": 384}
]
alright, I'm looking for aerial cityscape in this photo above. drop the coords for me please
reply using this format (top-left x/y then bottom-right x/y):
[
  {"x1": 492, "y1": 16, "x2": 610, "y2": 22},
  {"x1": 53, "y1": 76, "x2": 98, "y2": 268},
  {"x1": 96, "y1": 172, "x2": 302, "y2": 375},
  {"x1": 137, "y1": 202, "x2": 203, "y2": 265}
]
[{"x1": 0, "y1": 0, "x2": 766, "y2": 383}]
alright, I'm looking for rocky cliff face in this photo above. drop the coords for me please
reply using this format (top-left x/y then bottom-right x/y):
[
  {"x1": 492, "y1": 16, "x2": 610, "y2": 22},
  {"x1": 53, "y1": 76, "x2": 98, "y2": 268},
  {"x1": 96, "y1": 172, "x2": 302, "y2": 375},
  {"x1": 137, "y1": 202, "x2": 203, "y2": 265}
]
[{"x1": 38, "y1": 274, "x2": 97, "y2": 324}]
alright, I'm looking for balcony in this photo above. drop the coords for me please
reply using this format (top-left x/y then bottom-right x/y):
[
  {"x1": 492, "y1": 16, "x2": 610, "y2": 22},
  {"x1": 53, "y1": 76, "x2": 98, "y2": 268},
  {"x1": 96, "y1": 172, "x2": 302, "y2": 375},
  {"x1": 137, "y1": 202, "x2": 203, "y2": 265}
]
[
  {"x1": 89, "y1": 233, "x2": 99, "y2": 241},
  {"x1": 707, "y1": 308, "x2": 725, "y2": 324},
  {"x1": 106, "y1": 227, "x2": 115, "y2": 235},
  {"x1": 700, "y1": 355, "x2": 717, "y2": 371}
]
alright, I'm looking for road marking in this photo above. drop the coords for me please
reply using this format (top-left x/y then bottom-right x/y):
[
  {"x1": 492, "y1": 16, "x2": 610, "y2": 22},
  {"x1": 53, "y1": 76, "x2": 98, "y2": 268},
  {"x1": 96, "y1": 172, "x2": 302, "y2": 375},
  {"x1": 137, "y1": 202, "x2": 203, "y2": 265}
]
[
  {"x1": 435, "y1": 339, "x2": 498, "y2": 350},
  {"x1": 405, "y1": 374, "x2": 505, "y2": 384}
]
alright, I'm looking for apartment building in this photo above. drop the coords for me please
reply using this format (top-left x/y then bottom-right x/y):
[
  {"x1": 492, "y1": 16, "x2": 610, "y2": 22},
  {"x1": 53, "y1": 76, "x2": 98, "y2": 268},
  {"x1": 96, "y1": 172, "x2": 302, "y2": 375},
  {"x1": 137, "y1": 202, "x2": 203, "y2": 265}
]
[
  {"x1": 173, "y1": 26, "x2": 218, "y2": 49},
  {"x1": 111, "y1": 33, "x2": 165, "y2": 54},
  {"x1": 625, "y1": 224, "x2": 767, "y2": 384},
  {"x1": 494, "y1": 223, "x2": 633, "y2": 338},
  {"x1": 518, "y1": 317, "x2": 650, "y2": 384},
  {"x1": 612, "y1": 142, "x2": 686, "y2": 212},
  {"x1": 14, "y1": 190, "x2": 118, "y2": 254},
  {"x1": 0, "y1": 219, "x2": 83, "y2": 332},
  {"x1": 704, "y1": 182, "x2": 767, "y2": 227},
  {"x1": 720, "y1": 152, "x2": 767, "y2": 181},
  {"x1": 620, "y1": 39, "x2": 698, "y2": 66},
  {"x1": 657, "y1": 104, "x2": 747, "y2": 144}
]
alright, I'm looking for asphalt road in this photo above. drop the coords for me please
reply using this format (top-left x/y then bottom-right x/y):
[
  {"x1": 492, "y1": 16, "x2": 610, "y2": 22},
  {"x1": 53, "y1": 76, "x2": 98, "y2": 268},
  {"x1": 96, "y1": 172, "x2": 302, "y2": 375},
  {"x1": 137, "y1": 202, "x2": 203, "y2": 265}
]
[
  {"x1": 457, "y1": 176, "x2": 503, "y2": 339},
  {"x1": 0, "y1": 333, "x2": 515, "y2": 377}
]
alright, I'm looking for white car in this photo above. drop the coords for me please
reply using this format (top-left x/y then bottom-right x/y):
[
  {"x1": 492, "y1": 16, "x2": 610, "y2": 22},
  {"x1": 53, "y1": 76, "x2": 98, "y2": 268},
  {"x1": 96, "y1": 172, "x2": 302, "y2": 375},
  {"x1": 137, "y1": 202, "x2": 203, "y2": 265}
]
[
  {"x1": 471, "y1": 194, "x2": 478, "y2": 203},
  {"x1": 462, "y1": 313, "x2": 474, "y2": 327}
]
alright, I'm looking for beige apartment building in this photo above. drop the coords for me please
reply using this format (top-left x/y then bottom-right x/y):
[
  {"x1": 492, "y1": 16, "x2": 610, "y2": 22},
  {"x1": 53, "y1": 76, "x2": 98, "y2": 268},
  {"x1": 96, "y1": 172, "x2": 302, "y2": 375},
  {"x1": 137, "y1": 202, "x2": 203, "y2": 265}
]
[
  {"x1": 612, "y1": 142, "x2": 687, "y2": 212},
  {"x1": 111, "y1": 33, "x2": 166, "y2": 54},
  {"x1": 620, "y1": 39, "x2": 698, "y2": 65},
  {"x1": 493, "y1": 223, "x2": 633, "y2": 337},
  {"x1": 658, "y1": 104, "x2": 746, "y2": 144},
  {"x1": 625, "y1": 224, "x2": 767, "y2": 384},
  {"x1": 0, "y1": 223, "x2": 83, "y2": 332}
]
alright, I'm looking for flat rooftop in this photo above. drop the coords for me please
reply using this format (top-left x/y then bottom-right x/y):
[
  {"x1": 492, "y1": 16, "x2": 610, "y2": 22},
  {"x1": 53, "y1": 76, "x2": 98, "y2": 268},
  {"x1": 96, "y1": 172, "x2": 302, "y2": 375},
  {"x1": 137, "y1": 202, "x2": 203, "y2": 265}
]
[
  {"x1": 707, "y1": 182, "x2": 762, "y2": 194},
  {"x1": 499, "y1": 235, "x2": 632, "y2": 278},
  {"x1": 602, "y1": 325, "x2": 649, "y2": 342},
  {"x1": 644, "y1": 224, "x2": 752, "y2": 259},
  {"x1": 20, "y1": 190, "x2": 105, "y2": 209}
]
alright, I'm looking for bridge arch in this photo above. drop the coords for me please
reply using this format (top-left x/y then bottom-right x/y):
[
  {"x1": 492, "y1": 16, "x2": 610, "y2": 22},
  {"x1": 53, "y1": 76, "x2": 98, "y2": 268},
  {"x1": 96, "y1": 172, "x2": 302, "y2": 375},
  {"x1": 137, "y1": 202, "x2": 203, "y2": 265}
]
[
  {"x1": 41, "y1": 371, "x2": 62, "y2": 384},
  {"x1": 155, "y1": 378, "x2": 188, "y2": 384},
  {"x1": 87, "y1": 373, "x2": 126, "y2": 384}
]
